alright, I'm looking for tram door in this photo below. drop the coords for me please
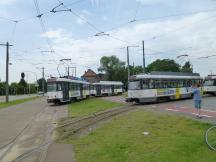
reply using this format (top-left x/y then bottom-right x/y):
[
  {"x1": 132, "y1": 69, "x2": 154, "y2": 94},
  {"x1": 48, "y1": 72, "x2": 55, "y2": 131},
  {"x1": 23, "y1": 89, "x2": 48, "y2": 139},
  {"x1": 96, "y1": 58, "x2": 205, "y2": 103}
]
[
  {"x1": 111, "y1": 85, "x2": 114, "y2": 95},
  {"x1": 96, "y1": 85, "x2": 101, "y2": 96},
  {"x1": 62, "y1": 82, "x2": 69, "y2": 101},
  {"x1": 80, "y1": 84, "x2": 83, "y2": 98}
]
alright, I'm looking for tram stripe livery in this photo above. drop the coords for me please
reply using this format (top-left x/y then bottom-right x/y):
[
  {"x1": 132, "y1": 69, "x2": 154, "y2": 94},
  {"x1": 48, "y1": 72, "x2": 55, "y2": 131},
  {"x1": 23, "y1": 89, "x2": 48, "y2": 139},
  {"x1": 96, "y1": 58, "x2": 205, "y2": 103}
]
[
  {"x1": 126, "y1": 72, "x2": 203, "y2": 103},
  {"x1": 47, "y1": 78, "x2": 123, "y2": 104}
]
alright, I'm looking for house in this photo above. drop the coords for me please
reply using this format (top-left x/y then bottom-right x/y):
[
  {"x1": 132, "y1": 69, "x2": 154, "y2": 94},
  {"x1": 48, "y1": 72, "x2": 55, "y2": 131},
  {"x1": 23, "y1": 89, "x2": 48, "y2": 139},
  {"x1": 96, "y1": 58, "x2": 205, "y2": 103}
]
[{"x1": 82, "y1": 69, "x2": 104, "y2": 83}]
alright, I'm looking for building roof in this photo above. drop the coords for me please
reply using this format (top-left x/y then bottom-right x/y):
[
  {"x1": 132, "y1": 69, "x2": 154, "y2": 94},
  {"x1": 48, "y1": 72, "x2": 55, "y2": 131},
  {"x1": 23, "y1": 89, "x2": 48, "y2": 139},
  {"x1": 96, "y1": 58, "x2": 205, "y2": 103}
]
[{"x1": 82, "y1": 69, "x2": 97, "y2": 77}]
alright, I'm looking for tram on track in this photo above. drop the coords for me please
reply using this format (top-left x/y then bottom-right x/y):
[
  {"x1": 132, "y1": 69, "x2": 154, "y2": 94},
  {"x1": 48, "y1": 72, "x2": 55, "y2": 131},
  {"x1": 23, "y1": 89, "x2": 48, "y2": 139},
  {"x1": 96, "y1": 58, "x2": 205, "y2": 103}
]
[
  {"x1": 47, "y1": 77, "x2": 90, "y2": 104},
  {"x1": 47, "y1": 78, "x2": 124, "y2": 104},
  {"x1": 126, "y1": 72, "x2": 203, "y2": 103},
  {"x1": 203, "y1": 75, "x2": 216, "y2": 96},
  {"x1": 91, "y1": 81, "x2": 124, "y2": 96}
]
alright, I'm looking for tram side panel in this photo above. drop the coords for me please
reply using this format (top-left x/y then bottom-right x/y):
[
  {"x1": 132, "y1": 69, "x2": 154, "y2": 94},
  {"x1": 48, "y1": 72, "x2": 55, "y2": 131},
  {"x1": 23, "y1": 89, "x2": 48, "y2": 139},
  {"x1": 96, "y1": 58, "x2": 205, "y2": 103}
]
[
  {"x1": 127, "y1": 78, "x2": 202, "y2": 103},
  {"x1": 69, "y1": 82, "x2": 82, "y2": 101}
]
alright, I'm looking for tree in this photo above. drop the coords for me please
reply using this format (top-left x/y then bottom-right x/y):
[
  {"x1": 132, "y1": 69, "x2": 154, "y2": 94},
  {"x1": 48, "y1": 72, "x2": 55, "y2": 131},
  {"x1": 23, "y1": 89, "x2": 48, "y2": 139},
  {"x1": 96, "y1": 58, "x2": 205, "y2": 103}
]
[
  {"x1": 181, "y1": 61, "x2": 193, "y2": 73},
  {"x1": 37, "y1": 78, "x2": 47, "y2": 92},
  {"x1": 146, "y1": 59, "x2": 181, "y2": 73},
  {"x1": 18, "y1": 72, "x2": 27, "y2": 94},
  {"x1": 0, "y1": 81, "x2": 5, "y2": 96},
  {"x1": 130, "y1": 65, "x2": 144, "y2": 75},
  {"x1": 98, "y1": 55, "x2": 127, "y2": 84}
]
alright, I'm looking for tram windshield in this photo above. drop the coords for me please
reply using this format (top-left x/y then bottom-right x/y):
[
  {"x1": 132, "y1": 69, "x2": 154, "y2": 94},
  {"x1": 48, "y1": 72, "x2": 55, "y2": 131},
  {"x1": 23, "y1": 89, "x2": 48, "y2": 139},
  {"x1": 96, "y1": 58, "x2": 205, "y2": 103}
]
[
  {"x1": 47, "y1": 83, "x2": 57, "y2": 92},
  {"x1": 129, "y1": 80, "x2": 141, "y2": 90},
  {"x1": 204, "y1": 80, "x2": 215, "y2": 86}
]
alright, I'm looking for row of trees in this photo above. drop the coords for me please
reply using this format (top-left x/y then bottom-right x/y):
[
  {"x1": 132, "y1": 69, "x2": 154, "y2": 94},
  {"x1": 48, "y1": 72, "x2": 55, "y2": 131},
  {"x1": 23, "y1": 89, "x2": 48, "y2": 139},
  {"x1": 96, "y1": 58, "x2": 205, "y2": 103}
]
[
  {"x1": 98, "y1": 56, "x2": 193, "y2": 86},
  {"x1": 0, "y1": 73, "x2": 47, "y2": 96}
]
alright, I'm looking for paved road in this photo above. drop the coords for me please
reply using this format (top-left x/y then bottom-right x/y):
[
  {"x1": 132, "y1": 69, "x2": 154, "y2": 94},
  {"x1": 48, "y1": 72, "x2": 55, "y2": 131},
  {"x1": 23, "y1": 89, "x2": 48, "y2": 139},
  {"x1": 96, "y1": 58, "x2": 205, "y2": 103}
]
[
  {"x1": 0, "y1": 98, "x2": 73, "y2": 162},
  {"x1": 0, "y1": 94, "x2": 37, "y2": 102},
  {"x1": 101, "y1": 95, "x2": 216, "y2": 121}
]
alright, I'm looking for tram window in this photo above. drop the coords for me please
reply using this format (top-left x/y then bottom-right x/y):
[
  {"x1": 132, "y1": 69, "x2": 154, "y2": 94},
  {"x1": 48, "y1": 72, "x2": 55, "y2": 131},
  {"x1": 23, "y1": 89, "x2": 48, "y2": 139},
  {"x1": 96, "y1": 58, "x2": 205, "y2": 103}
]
[
  {"x1": 204, "y1": 80, "x2": 214, "y2": 86},
  {"x1": 57, "y1": 83, "x2": 62, "y2": 91},
  {"x1": 47, "y1": 83, "x2": 57, "y2": 92},
  {"x1": 149, "y1": 80, "x2": 154, "y2": 89},
  {"x1": 188, "y1": 80, "x2": 192, "y2": 87},
  {"x1": 142, "y1": 80, "x2": 149, "y2": 89},
  {"x1": 179, "y1": 80, "x2": 183, "y2": 88},
  {"x1": 129, "y1": 80, "x2": 141, "y2": 90}
]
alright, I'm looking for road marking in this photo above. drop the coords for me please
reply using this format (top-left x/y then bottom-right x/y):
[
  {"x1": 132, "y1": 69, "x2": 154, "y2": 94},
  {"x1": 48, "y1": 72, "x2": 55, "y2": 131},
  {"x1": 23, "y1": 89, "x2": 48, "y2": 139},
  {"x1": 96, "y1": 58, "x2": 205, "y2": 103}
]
[
  {"x1": 191, "y1": 113, "x2": 213, "y2": 118},
  {"x1": 202, "y1": 109, "x2": 216, "y2": 113},
  {"x1": 166, "y1": 108, "x2": 179, "y2": 112}
]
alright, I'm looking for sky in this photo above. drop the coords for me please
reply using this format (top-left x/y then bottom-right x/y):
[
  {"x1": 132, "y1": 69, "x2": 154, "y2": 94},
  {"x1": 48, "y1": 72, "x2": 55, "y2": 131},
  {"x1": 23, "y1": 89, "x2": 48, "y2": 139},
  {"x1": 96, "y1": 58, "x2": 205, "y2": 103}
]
[{"x1": 0, "y1": 0, "x2": 216, "y2": 83}]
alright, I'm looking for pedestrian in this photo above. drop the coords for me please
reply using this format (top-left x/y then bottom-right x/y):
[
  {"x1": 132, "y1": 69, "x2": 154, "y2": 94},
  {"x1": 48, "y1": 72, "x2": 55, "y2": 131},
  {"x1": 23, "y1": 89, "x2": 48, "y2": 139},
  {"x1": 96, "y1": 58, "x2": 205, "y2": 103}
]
[{"x1": 192, "y1": 83, "x2": 202, "y2": 118}]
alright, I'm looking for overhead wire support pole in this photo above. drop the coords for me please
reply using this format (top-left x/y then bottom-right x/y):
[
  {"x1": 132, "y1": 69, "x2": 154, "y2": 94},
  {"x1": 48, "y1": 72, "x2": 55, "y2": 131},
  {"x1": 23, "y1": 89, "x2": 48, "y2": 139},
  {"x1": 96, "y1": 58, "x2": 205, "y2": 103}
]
[
  {"x1": 142, "y1": 40, "x2": 146, "y2": 73},
  {"x1": 0, "y1": 42, "x2": 13, "y2": 103},
  {"x1": 127, "y1": 46, "x2": 130, "y2": 83},
  {"x1": 37, "y1": 67, "x2": 45, "y2": 96},
  {"x1": 126, "y1": 45, "x2": 139, "y2": 89},
  {"x1": 42, "y1": 67, "x2": 45, "y2": 96}
]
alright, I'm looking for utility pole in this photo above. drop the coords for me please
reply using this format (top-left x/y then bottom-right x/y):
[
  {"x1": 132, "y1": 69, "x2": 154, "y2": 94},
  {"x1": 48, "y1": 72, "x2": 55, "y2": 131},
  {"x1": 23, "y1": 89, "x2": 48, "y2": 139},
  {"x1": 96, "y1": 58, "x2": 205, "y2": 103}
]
[
  {"x1": 37, "y1": 67, "x2": 45, "y2": 96},
  {"x1": 42, "y1": 67, "x2": 45, "y2": 96},
  {"x1": 126, "y1": 45, "x2": 139, "y2": 90},
  {"x1": 0, "y1": 42, "x2": 13, "y2": 103},
  {"x1": 127, "y1": 46, "x2": 130, "y2": 81},
  {"x1": 142, "y1": 40, "x2": 146, "y2": 73},
  {"x1": 67, "y1": 66, "x2": 70, "y2": 79},
  {"x1": 60, "y1": 58, "x2": 72, "y2": 79}
]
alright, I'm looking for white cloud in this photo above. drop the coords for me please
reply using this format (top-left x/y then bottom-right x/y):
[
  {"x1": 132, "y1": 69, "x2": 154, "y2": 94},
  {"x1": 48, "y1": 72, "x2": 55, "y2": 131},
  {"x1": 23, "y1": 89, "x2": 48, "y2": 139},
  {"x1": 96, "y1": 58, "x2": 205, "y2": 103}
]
[
  {"x1": 0, "y1": 0, "x2": 16, "y2": 5},
  {"x1": 136, "y1": 0, "x2": 169, "y2": 5},
  {"x1": 90, "y1": 0, "x2": 100, "y2": 7},
  {"x1": 40, "y1": 11, "x2": 216, "y2": 78},
  {"x1": 75, "y1": 10, "x2": 92, "y2": 25}
]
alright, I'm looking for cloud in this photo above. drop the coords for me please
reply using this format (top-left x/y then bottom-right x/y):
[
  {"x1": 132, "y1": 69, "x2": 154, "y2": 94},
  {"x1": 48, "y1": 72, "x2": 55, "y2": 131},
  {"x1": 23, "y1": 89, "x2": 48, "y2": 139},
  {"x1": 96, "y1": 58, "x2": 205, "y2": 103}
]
[
  {"x1": 75, "y1": 10, "x2": 92, "y2": 25},
  {"x1": 90, "y1": 0, "x2": 100, "y2": 7},
  {"x1": 41, "y1": 11, "x2": 216, "y2": 77},
  {"x1": 136, "y1": 0, "x2": 169, "y2": 5},
  {"x1": 0, "y1": 0, "x2": 16, "y2": 5}
]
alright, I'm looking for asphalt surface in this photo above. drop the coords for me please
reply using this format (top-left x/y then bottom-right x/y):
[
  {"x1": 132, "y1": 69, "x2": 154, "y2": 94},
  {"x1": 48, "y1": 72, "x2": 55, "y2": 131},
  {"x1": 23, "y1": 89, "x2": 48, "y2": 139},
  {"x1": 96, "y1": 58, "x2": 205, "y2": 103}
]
[
  {"x1": 102, "y1": 95, "x2": 216, "y2": 122},
  {"x1": 0, "y1": 94, "x2": 37, "y2": 102},
  {"x1": 0, "y1": 98, "x2": 73, "y2": 162},
  {"x1": 0, "y1": 95, "x2": 215, "y2": 162}
]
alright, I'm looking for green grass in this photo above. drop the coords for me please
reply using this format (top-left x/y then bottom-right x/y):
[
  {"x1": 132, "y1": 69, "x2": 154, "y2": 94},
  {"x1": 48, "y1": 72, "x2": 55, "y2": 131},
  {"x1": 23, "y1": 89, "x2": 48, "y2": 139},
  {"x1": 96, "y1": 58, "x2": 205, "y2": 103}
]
[
  {"x1": 65, "y1": 110, "x2": 216, "y2": 162},
  {"x1": 0, "y1": 97, "x2": 39, "y2": 109},
  {"x1": 68, "y1": 98, "x2": 125, "y2": 118}
]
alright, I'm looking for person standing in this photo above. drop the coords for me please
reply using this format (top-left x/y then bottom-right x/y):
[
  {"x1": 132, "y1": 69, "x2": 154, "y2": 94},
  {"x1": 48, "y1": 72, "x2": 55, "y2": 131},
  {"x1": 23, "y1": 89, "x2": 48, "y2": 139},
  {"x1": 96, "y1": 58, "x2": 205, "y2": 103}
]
[{"x1": 192, "y1": 83, "x2": 202, "y2": 118}]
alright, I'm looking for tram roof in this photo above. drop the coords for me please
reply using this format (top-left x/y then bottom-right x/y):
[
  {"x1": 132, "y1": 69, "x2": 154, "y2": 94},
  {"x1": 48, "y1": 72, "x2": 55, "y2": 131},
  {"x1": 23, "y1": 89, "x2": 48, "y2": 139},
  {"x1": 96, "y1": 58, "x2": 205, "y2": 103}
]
[
  {"x1": 132, "y1": 74, "x2": 202, "y2": 80},
  {"x1": 205, "y1": 75, "x2": 216, "y2": 79},
  {"x1": 93, "y1": 81, "x2": 123, "y2": 85},
  {"x1": 47, "y1": 77, "x2": 89, "y2": 84}
]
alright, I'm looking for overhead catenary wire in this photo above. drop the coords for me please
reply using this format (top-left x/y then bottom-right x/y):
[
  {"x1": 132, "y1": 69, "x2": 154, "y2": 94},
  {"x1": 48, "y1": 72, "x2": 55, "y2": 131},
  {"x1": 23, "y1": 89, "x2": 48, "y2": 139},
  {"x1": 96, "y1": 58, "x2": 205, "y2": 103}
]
[
  {"x1": 33, "y1": 0, "x2": 67, "y2": 65},
  {"x1": 132, "y1": 0, "x2": 140, "y2": 21},
  {"x1": 103, "y1": 7, "x2": 216, "y2": 33}
]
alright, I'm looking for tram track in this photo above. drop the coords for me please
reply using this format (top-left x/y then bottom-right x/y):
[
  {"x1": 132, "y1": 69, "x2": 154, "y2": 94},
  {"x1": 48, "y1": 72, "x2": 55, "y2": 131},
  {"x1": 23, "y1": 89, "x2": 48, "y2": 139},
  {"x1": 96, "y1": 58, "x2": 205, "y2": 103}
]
[
  {"x1": 10, "y1": 104, "x2": 136, "y2": 162},
  {"x1": 57, "y1": 104, "x2": 136, "y2": 139},
  {"x1": 0, "y1": 101, "x2": 65, "y2": 162},
  {"x1": 0, "y1": 104, "x2": 48, "y2": 161}
]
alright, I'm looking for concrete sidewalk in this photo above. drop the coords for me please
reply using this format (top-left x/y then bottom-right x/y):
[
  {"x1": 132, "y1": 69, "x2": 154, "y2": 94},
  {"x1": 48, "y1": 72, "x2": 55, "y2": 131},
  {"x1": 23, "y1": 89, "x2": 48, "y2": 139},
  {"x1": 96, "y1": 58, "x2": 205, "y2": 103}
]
[
  {"x1": 0, "y1": 94, "x2": 37, "y2": 102},
  {"x1": 45, "y1": 143, "x2": 75, "y2": 162}
]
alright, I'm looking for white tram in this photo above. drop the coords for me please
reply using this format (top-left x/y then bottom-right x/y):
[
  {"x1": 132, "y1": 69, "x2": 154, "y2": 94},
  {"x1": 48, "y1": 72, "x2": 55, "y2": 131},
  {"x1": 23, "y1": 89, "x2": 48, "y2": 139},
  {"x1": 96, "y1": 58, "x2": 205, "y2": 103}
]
[
  {"x1": 47, "y1": 77, "x2": 90, "y2": 104},
  {"x1": 91, "y1": 81, "x2": 124, "y2": 96},
  {"x1": 126, "y1": 72, "x2": 203, "y2": 103},
  {"x1": 203, "y1": 75, "x2": 216, "y2": 96}
]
